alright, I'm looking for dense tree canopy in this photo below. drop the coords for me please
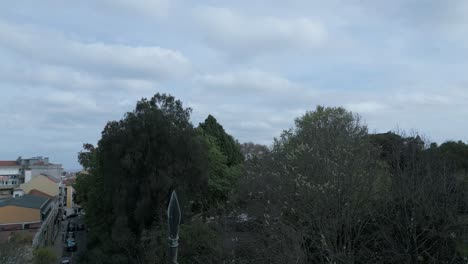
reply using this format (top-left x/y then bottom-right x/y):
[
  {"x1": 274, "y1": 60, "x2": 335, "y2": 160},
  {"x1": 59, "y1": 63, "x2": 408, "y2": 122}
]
[
  {"x1": 74, "y1": 94, "x2": 468, "y2": 264},
  {"x1": 76, "y1": 94, "x2": 212, "y2": 263},
  {"x1": 199, "y1": 115, "x2": 244, "y2": 166},
  {"x1": 197, "y1": 115, "x2": 244, "y2": 209}
]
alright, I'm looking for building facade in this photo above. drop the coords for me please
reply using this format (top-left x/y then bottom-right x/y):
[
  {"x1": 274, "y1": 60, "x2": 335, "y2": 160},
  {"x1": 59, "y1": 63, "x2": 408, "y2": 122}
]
[
  {"x1": 0, "y1": 157, "x2": 63, "y2": 198},
  {"x1": 0, "y1": 194, "x2": 60, "y2": 246},
  {"x1": 19, "y1": 174, "x2": 61, "y2": 198},
  {"x1": 63, "y1": 179, "x2": 77, "y2": 216}
]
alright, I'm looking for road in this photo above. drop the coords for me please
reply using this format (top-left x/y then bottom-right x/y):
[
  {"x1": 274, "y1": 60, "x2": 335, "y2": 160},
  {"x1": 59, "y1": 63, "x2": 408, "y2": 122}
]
[{"x1": 59, "y1": 214, "x2": 87, "y2": 263}]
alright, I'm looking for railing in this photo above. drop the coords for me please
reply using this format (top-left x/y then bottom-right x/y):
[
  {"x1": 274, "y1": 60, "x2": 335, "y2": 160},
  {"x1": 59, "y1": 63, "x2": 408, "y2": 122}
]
[
  {"x1": 0, "y1": 184, "x2": 20, "y2": 190},
  {"x1": 32, "y1": 200, "x2": 60, "y2": 247}
]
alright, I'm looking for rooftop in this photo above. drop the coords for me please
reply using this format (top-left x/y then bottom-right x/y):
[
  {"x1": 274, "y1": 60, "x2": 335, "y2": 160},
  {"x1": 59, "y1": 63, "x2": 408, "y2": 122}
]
[
  {"x1": 0, "y1": 161, "x2": 18, "y2": 167},
  {"x1": 43, "y1": 174, "x2": 61, "y2": 184},
  {"x1": 0, "y1": 194, "x2": 49, "y2": 209},
  {"x1": 29, "y1": 189, "x2": 53, "y2": 199}
]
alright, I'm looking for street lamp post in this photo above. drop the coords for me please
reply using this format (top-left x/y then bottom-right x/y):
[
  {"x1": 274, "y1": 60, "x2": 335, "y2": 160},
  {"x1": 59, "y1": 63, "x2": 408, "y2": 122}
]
[{"x1": 167, "y1": 190, "x2": 181, "y2": 264}]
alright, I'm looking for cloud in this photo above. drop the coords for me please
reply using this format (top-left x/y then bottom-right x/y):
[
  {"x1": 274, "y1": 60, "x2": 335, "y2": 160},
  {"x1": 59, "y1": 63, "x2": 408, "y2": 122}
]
[
  {"x1": 345, "y1": 102, "x2": 387, "y2": 114},
  {"x1": 0, "y1": 20, "x2": 190, "y2": 80},
  {"x1": 0, "y1": 63, "x2": 158, "y2": 92},
  {"x1": 395, "y1": 92, "x2": 452, "y2": 106},
  {"x1": 1, "y1": 0, "x2": 468, "y2": 169},
  {"x1": 193, "y1": 6, "x2": 326, "y2": 57},
  {"x1": 96, "y1": 0, "x2": 170, "y2": 18},
  {"x1": 195, "y1": 69, "x2": 301, "y2": 94}
]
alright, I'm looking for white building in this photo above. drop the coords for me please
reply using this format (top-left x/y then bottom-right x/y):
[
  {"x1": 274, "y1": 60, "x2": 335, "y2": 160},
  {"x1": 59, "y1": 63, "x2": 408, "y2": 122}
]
[
  {"x1": 0, "y1": 161, "x2": 22, "y2": 197},
  {"x1": 19, "y1": 157, "x2": 64, "y2": 179},
  {"x1": 0, "y1": 157, "x2": 63, "y2": 198}
]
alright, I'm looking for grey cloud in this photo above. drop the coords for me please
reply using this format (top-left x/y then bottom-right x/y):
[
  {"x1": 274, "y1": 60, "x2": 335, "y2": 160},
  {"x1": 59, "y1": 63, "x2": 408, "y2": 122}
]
[
  {"x1": 194, "y1": 69, "x2": 302, "y2": 94},
  {"x1": 192, "y1": 6, "x2": 326, "y2": 57},
  {"x1": 1, "y1": 0, "x2": 468, "y2": 169},
  {"x1": 0, "y1": 63, "x2": 160, "y2": 92},
  {"x1": 345, "y1": 102, "x2": 388, "y2": 114},
  {"x1": 94, "y1": 0, "x2": 170, "y2": 18},
  {"x1": 0, "y1": 21, "x2": 191, "y2": 80}
]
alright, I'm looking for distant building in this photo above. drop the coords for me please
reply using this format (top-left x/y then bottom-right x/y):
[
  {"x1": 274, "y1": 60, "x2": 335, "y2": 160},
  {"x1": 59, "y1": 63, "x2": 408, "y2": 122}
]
[
  {"x1": 19, "y1": 157, "x2": 63, "y2": 179},
  {"x1": 62, "y1": 178, "x2": 77, "y2": 216},
  {"x1": 0, "y1": 194, "x2": 51, "y2": 225},
  {"x1": 19, "y1": 174, "x2": 61, "y2": 198},
  {"x1": 0, "y1": 157, "x2": 63, "y2": 198},
  {"x1": 0, "y1": 193, "x2": 61, "y2": 246},
  {"x1": 0, "y1": 161, "x2": 22, "y2": 198}
]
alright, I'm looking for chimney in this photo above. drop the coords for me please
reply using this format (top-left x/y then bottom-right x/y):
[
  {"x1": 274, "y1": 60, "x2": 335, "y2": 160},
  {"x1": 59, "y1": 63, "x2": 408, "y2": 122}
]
[
  {"x1": 13, "y1": 189, "x2": 24, "y2": 198},
  {"x1": 25, "y1": 169, "x2": 32, "y2": 183}
]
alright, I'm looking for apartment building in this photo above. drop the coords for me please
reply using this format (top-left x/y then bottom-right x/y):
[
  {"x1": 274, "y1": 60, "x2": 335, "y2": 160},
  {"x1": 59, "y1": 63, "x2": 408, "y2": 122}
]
[{"x1": 0, "y1": 157, "x2": 63, "y2": 198}]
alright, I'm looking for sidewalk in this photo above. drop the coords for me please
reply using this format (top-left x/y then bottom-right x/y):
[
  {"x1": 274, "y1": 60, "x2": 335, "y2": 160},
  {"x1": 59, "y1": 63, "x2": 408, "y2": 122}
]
[{"x1": 52, "y1": 220, "x2": 68, "y2": 258}]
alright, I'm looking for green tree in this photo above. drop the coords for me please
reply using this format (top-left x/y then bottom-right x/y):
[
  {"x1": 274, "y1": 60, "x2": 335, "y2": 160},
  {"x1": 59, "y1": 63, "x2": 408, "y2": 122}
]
[
  {"x1": 77, "y1": 93, "x2": 211, "y2": 263},
  {"x1": 227, "y1": 106, "x2": 384, "y2": 263},
  {"x1": 197, "y1": 115, "x2": 244, "y2": 211},
  {"x1": 32, "y1": 247, "x2": 57, "y2": 264},
  {"x1": 199, "y1": 115, "x2": 244, "y2": 166}
]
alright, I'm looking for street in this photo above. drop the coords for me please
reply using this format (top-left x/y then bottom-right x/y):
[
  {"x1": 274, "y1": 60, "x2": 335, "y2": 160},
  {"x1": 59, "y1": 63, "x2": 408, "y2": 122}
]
[{"x1": 59, "y1": 214, "x2": 87, "y2": 263}]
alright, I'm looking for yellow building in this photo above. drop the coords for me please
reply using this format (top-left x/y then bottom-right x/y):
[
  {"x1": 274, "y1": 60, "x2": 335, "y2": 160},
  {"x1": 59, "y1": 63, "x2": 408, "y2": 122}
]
[
  {"x1": 63, "y1": 179, "x2": 76, "y2": 216},
  {"x1": 0, "y1": 194, "x2": 50, "y2": 225},
  {"x1": 19, "y1": 174, "x2": 60, "y2": 198},
  {"x1": 0, "y1": 194, "x2": 61, "y2": 246}
]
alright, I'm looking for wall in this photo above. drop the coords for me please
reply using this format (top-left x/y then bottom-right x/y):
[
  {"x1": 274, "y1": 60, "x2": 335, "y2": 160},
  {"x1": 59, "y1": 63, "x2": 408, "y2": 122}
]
[
  {"x1": 0, "y1": 167, "x2": 21, "y2": 187},
  {"x1": 29, "y1": 165, "x2": 63, "y2": 179},
  {"x1": 0, "y1": 168, "x2": 20, "y2": 175},
  {"x1": 64, "y1": 185, "x2": 76, "y2": 215},
  {"x1": 66, "y1": 185, "x2": 74, "y2": 209},
  {"x1": 25, "y1": 170, "x2": 32, "y2": 183},
  {"x1": 19, "y1": 176, "x2": 59, "y2": 197},
  {"x1": 32, "y1": 197, "x2": 60, "y2": 247},
  {"x1": 0, "y1": 206, "x2": 40, "y2": 224}
]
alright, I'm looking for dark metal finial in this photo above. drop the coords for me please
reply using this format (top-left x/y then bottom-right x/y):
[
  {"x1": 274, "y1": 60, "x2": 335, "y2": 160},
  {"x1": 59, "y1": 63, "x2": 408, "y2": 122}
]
[{"x1": 167, "y1": 190, "x2": 181, "y2": 264}]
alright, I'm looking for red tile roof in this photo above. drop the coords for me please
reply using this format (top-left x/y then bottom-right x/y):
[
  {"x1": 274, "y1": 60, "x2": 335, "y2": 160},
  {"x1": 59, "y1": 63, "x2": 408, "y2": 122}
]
[
  {"x1": 0, "y1": 161, "x2": 17, "y2": 166},
  {"x1": 28, "y1": 189, "x2": 53, "y2": 199},
  {"x1": 63, "y1": 178, "x2": 76, "y2": 186}
]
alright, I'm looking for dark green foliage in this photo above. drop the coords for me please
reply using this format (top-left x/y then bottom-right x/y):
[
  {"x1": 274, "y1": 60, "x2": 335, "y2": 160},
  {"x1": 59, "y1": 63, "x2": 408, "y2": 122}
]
[
  {"x1": 437, "y1": 140, "x2": 468, "y2": 171},
  {"x1": 199, "y1": 115, "x2": 244, "y2": 166},
  {"x1": 76, "y1": 93, "x2": 211, "y2": 263},
  {"x1": 226, "y1": 106, "x2": 466, "y2": 263},
  {"x1": 32, "y1": 247, "x2": 57, "y2": 264},
  {"x1": 179, "y1": 222, "x2": 223, "y2": 264},
  {"x1": 75, "y1": 97, "x2": 468, "y2": 263},
  {"x1": 197, "y1": 115, "x2": 244, "y2": 209}
]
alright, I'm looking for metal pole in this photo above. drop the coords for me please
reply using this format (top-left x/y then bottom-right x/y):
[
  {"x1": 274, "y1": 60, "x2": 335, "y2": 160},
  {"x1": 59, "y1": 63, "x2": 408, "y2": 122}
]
[{"x1": 167, "y1": 190, "x2": 181, "y2": 264}]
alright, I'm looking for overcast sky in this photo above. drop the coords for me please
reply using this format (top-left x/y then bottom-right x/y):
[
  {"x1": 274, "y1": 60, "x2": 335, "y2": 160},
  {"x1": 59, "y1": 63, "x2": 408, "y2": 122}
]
[{"x1": 0, "y1": 0, "x2": 467, "y2": 169}]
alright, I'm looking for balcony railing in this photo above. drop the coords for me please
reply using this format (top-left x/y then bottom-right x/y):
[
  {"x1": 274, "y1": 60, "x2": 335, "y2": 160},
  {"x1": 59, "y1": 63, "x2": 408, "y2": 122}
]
[{"x1": 0, "y1": 184, "x2": 20, "y2": 189}]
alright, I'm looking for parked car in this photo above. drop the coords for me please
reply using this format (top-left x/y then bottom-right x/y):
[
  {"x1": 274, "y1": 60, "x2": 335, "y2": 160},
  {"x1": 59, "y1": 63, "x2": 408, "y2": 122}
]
[
  {"x1": 60, "y1": 257, "x2": 72, "y2": 264},
  {"x1": 67, "y1": 213, "x2": 78, "y2": 218},
  {"x1": 67, "y1": 231, "x2": 75, "y2": 239},
  {"x1": 66, "y1": 238, "x2": 77, "y2": 252},
  {"x1": 67, "y1": 223, "x2": 76, "y2": 232},
  {"x1": 77, "y1": 224, "x2": 85, "y2": 231}
]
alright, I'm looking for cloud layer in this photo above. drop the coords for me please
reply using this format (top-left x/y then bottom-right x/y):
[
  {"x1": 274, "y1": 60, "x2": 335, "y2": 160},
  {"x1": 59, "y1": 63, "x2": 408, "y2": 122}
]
[
  {"x1": 193, "y1": 6, "x2": 326, "y2": 57},
  {"x1": 0, "y1": 1, "x2": 467, "y2": 169}
]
